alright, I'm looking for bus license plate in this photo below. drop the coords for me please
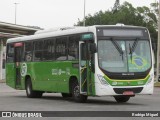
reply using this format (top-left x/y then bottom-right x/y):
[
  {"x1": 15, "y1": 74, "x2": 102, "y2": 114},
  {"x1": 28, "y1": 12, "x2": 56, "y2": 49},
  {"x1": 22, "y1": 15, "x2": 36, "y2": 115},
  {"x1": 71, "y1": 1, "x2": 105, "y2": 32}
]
[{"x1": 123, "y1": 91, "x2": 134, "y2": 95}]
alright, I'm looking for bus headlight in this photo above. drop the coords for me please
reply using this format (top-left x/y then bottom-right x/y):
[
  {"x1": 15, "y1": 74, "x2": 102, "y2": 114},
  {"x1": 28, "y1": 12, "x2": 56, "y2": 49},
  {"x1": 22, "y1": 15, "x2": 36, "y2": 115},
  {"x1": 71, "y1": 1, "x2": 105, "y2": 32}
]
[
  {"x1": 146, "y1": 74, "x2": 154, "y2": 85},
  {"x1": 97, "y1": 74, "x2": 109, "y2": 86}
]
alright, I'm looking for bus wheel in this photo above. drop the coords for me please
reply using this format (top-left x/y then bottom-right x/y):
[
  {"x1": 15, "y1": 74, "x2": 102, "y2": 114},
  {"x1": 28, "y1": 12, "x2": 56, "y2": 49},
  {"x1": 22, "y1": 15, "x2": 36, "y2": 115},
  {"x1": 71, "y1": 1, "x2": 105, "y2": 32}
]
[
  {"x1": 26, "y1": 79, "x2": 43, "y2": 98},
  {"x1": 72, "y1": 81, "x2": 87, "y2": 103},
  {"x1": 61, "y1": 93, "x2": 72, "y2": 98},
  {"x1": 114, "y1": 96, "x2": 130, "y2": 103}
]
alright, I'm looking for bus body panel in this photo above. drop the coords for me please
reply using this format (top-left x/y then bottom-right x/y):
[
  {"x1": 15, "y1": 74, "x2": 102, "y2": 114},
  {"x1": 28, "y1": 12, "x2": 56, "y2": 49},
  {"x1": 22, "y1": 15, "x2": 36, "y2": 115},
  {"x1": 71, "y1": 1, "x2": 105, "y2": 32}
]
[
  {"x1": 6, "y1": 63, "x2": 16, "y2": 89},
  {"x1": 20, "y1": 61, "x2": 79, "y2": 93}
]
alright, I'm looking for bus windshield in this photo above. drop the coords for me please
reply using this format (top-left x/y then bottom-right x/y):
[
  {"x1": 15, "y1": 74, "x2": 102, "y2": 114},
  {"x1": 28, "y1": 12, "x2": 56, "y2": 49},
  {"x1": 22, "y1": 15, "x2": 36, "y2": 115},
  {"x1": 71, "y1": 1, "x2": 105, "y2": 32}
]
[{"x1": 98, "y1": 39, "x2": 151, "y2": 73}]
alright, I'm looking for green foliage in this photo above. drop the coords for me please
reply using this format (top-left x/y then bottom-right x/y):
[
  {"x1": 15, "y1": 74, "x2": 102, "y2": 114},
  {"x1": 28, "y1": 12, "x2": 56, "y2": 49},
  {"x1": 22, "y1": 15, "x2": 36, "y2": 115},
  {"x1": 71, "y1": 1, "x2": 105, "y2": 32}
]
[
  {"x1": 76, "y1": 1, "x2": 158, "y2": 42},
  {"x1": 113, "y1": 0, "x2": 120, "y2": 13}
]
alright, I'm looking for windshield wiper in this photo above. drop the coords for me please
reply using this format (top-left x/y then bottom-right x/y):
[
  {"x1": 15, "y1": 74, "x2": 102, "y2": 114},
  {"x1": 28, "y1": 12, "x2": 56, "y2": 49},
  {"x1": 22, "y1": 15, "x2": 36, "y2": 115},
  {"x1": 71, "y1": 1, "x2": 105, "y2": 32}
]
[
  {"x1": 129, "y1": 38, "x2": 138, "y2": 62},
  {"x1": 111, "y1": 38, "x2": 124, "y2": 60}
]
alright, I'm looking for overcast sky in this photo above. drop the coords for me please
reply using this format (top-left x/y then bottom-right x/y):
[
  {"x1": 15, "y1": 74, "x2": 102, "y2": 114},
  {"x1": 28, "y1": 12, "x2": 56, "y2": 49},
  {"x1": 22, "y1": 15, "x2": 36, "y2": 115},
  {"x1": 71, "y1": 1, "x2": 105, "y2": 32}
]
[{"x1": 0, "y1": 0, "x2": 156, "y2": 29}]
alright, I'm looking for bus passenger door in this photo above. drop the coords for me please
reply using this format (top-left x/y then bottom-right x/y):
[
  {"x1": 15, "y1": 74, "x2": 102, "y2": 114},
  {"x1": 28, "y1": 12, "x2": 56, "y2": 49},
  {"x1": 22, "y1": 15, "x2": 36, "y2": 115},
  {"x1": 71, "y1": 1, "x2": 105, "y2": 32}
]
[
  {"x1": 14, "y1": 43, "x2": 23, "y2": 89},
  {"x1": 79, "y1": 41, "x2": 93, "y2": 95},
  {"x1": 79, "y1": 42, "x2": 87, "y2": 94}
]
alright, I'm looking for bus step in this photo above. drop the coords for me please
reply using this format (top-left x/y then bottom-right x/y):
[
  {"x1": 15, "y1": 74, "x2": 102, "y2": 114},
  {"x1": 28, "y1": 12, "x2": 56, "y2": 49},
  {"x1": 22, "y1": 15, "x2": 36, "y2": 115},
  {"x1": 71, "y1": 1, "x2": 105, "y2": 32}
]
[{"x1": 80, "y1": 92, "x2": 87, "y2": 95}]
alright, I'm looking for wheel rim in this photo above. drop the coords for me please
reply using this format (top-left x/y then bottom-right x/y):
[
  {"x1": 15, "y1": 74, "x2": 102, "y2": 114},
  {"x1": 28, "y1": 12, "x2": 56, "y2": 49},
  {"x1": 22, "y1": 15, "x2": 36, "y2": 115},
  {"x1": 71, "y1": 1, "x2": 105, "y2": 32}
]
[{"x1": 74, "y1": 86, "x2": 80, "y2": 98}]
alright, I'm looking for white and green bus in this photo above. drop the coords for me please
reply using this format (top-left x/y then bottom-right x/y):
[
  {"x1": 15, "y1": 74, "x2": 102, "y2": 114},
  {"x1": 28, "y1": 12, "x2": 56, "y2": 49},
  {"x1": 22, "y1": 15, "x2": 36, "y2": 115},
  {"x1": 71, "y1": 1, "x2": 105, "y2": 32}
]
[{"x1": 6, "y1": 25, "x2": 154, "y2": 103}]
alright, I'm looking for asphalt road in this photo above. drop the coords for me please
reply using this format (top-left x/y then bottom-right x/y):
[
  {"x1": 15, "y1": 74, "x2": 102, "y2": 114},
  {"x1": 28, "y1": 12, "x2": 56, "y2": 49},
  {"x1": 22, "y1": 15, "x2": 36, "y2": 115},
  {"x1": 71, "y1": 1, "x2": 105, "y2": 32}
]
[{"x1": 0, "y1": 83, "x2": 160, "y2": 120}]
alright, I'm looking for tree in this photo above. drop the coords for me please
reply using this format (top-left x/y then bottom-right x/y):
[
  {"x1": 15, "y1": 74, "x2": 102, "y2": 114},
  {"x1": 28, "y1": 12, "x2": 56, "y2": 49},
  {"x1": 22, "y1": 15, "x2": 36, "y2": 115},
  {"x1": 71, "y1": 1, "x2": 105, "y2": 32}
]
[
  {"x1": 112, "y1": 0, "x2": 120, "y2": 13},
  {"x1": 76, "y1": 1, "x2": 158, "y2": 49}
]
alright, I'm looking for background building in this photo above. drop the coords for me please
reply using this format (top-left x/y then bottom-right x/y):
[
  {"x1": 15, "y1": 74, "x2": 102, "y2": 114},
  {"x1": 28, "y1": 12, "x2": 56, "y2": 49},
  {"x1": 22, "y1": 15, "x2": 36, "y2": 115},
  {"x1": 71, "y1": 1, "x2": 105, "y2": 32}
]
[{"x1": 0, "y1": 21, "x2": 42, "y2": 80}]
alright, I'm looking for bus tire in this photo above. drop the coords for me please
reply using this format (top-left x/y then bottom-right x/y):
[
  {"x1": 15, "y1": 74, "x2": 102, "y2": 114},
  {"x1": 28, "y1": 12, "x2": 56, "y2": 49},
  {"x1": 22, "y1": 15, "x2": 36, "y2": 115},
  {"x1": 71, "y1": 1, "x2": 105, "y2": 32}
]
[
  {"x1": 114, "y1": 96, "x2": 130, "y2": 103},
  {"x1": 25, "y1": 78, "x2": 43, "y2": 98},
  {"x1": 72, "y1": 81, "x2": 87, "y2": 103},
  {"x1": 61, "y1": 93, "x2": 72, "y2": 98}
]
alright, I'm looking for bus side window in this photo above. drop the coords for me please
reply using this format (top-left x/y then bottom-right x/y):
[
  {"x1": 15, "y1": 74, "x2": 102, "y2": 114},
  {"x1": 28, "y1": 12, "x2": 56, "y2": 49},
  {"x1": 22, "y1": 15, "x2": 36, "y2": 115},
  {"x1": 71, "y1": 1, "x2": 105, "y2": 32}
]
[
  {"x1": 43, "y1": 39, "x2": 55, "y2": 61},
  {"x1": 24, "y1": 42, "x2": 33, "y2": 62},
  {"x1": 68, "y1": 35, "x2": 79, "y2": 60},
  {"x1": 55, "y1": 37, "x2": 67, "y2": 60},
  {"x1": 6, "y1": 44, "x2": 14, "y2": 63},
  {"x1": 33, "y1": 41, "x2": 43, "y2": 61}
]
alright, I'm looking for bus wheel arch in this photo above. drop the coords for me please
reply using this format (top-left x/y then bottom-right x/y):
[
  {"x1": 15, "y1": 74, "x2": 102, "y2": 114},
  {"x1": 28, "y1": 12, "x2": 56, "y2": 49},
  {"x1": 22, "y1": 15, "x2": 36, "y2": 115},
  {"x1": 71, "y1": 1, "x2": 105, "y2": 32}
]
[
  {"x1": 69, "y1": 76, "x2": 87, "y2": 103},
  {"x1": 25, "y1": 75, "x2": 31, "y2": 88},
  {"x1": 61, "y1": 76, "x2": 77, "y2": 98},
  {"x1": 25, "y1": 75, "x2": 43, "y2": 98},
  {"x1": 69, "y1": 76, "x2": 78, "y2": 94}
]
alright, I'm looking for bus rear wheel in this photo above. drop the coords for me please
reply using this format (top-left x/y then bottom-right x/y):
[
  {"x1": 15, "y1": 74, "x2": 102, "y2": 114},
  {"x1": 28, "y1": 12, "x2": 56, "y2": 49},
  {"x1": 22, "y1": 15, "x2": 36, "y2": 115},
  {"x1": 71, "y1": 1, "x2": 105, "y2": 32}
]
[
  {"x1": 72, "y1": 81, "x2": 87, "y2": 103},
  {"x1": 26, "y1": 79, "x2": 43, "y2": 98},
  {"x1": 114, "y1": 96, "x2": 130, "y2": 103}
]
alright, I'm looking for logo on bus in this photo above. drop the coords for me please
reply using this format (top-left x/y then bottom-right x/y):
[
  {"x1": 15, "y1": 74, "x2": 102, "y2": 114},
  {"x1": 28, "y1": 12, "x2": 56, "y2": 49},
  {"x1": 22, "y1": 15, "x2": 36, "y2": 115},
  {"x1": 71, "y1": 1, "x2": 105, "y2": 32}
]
[
  {"x1": 21, "y1": 63, "x2": 27, "y2": 77},
  {"x1": 134, "y1": 57, "x2": 143, "y2": 66}
]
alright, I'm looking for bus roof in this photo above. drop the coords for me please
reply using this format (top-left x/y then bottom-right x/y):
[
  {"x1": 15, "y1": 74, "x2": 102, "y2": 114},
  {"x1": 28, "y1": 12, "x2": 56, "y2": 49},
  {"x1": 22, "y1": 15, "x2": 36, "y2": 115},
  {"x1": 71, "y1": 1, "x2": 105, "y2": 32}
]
[
  {"x1": 7, "y1": 26, "x2": 90, "y2": 43},
  {"x1": 7, "y1": 25, "x2": 147, "y2": 43}
]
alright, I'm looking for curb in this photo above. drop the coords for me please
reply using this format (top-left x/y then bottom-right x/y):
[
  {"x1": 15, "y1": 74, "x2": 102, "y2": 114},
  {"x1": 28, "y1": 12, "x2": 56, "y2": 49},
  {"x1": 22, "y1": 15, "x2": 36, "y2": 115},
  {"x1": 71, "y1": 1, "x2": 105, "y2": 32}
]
[
  {"x1": 154, "y1": 82, "x2": 160, "y2": 87},
  {"x1": 0, "y1": 80, "x2": 5, "y2": 83}
]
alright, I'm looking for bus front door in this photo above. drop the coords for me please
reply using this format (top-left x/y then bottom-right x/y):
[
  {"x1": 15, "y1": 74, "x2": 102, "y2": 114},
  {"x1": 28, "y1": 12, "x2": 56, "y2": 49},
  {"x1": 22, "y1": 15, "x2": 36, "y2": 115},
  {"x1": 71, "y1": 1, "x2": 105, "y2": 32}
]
[
  {"x1": 14, "y1": 43, "x2": 23, "y2": 89},
  {"x1": 79, "y1": 42, "x2": 92, "y2": 95}
]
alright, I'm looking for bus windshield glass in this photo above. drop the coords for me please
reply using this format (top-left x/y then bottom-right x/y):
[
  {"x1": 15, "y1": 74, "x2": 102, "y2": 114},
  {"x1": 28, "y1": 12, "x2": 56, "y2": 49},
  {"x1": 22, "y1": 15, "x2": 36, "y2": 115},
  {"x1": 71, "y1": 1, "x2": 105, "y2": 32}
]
[{"x1": 98, "y1": 39, "x2": 151, "y2": 73}]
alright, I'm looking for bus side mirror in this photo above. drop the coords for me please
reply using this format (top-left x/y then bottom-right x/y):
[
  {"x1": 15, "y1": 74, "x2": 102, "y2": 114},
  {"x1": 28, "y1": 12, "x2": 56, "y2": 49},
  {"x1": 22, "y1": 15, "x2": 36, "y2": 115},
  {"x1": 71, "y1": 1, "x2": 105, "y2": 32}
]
[{"x1": 90, "y1": 43, "x2": 97, "y2": 54}]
